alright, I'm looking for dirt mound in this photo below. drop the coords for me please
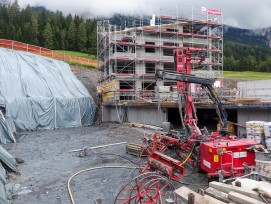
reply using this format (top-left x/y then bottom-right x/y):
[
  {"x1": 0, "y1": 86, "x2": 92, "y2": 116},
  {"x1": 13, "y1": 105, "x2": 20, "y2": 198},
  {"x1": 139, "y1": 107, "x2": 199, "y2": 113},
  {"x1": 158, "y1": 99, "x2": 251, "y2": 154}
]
[{"x1": 71, "y1": 65, "x2": 101, "y2": 123}]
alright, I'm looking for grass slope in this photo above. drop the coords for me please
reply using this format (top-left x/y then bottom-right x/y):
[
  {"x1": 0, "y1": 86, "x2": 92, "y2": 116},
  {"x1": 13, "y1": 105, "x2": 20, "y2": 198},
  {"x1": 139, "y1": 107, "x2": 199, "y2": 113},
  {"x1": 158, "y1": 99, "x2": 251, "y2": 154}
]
[
  {"x1": 224, "y1": 71, "x2": 271, "y2": 80},
  {"x1": 56, "y1": 50, "x2": 96, "y2": 60}
]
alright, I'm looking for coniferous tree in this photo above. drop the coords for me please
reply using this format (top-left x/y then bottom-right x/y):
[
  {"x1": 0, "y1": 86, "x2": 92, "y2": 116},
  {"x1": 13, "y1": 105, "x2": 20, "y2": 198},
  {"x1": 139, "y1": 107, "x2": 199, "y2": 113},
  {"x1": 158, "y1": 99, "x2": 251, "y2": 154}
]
[
  {"x1": 67, "y1": 20, "x2": 76, "y2": 50},
  {"x1": 43, "y1": 23, "x2": 54, "y2": 49},
  {"x1": 60, "y1": 29, "x2": 66, "y2": 50},
  {"x1": 77, "y1": 22, "x2": 87, "y2": 52},
  {"x1": 30, "y1": 15, "x2": 39, "y2": 45}
]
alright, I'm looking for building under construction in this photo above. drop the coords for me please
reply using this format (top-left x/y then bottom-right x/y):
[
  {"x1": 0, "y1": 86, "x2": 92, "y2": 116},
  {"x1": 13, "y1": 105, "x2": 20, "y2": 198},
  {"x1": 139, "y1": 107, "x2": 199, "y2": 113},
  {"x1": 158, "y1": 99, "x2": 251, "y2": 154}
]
[{"x1": 97, "y1": 5, "x2": 224, "y2": 127}]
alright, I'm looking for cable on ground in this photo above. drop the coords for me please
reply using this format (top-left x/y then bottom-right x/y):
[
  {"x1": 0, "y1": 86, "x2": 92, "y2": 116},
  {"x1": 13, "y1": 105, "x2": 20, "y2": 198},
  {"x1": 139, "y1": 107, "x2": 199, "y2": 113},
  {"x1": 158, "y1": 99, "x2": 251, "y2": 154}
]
[{"x1": 68, "y1": 166, "x2": 140, "y2": 204}]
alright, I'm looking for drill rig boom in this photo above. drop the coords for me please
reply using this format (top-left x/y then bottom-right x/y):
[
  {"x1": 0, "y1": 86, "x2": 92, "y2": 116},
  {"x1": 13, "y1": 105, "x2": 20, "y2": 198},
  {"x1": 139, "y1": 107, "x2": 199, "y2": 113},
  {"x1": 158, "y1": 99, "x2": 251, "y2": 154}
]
[{"x1": 156, "y1": 69, "x2": 228, "y2": 136}]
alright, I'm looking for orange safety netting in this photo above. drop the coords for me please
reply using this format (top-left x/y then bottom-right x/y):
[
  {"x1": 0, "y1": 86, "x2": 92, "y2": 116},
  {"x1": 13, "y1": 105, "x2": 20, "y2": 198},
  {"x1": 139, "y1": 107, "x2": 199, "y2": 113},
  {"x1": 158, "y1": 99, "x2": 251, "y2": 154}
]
[{"x1": 0, "y1": 39, "x2": 97, "y2": 67}]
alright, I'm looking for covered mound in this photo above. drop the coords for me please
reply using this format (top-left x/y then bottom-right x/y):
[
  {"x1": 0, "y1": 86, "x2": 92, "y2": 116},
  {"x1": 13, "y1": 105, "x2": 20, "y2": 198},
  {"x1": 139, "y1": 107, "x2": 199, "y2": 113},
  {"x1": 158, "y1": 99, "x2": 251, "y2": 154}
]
[{"x1": 0, "y1": 48, "x2": 96, "y2": 132}]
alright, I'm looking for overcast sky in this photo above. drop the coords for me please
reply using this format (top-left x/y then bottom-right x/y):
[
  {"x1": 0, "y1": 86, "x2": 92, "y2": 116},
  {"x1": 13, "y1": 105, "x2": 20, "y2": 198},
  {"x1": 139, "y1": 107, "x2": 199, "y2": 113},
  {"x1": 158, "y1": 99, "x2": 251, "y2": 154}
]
[{"x1": 18, "y1": 0, "x2": 271, "y2": 29}]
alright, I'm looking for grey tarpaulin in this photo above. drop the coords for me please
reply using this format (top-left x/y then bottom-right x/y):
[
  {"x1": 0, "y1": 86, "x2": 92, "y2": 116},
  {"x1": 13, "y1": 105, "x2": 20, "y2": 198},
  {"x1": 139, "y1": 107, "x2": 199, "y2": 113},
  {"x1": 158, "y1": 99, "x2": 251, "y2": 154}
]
[
  {"x1": 0, "y1": 116, "x2": 14, "y2": 143},
  {"x1": 0, "y1": 145, "x2": 17, "y2": 172},
  {"x1": 0, "y1": 48, "x2": 96, "y2": 132},
  {"x1": 0, "y1": 146, "x2": 17, "y2": 204},
  {"x1": 0, "y1": 156, "x2": 14, "y2": 204}
]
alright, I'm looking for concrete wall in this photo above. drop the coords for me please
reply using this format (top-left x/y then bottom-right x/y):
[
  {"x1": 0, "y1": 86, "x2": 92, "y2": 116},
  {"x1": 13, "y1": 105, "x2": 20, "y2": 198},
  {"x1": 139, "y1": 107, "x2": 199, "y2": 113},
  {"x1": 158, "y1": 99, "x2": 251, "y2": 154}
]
[
  {"x1": 237, "y1": 109, "x2": 271, "y2": 136},
  {"x1": 102, "y1": 106, "x2": 167, "y2": 126},
  {"x1": 127, "y1": 107, "x2": 167, "y2": 126},
  {"x1": 102, "y1": 106, "x2": 123, "y2": 123},
  {"x1": 238, "y1": 80, "x2": 271, "y2": 101}
]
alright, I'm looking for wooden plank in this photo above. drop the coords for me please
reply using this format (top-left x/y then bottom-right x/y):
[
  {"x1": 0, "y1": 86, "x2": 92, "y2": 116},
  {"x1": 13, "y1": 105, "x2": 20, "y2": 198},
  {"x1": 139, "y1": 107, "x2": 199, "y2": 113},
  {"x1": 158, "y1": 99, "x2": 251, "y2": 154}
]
[
  {"x1": 174, "y1": 186, "x2": 226, "y2": 204},
  {"x1": 228, "y1": 191, "x2": 265, "y2": 204},
  {"x1": 209, "y1": 182, "x2": 262, "y2": 201},
  {"x1": 205, "y1": 187, "x2": 230, "y2": 203}
]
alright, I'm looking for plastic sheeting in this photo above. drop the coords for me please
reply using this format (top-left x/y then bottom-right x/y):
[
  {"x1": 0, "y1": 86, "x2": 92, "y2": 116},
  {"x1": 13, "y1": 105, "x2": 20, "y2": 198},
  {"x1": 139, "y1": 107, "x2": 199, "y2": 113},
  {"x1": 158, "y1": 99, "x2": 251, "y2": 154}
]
[
  {"x1": 0, "y1": 48, "x2": 96, "y2": 132},
  {"x1": 0, "y1": 111, "x2": 15, "y2": 143},
  {"x1": 0, "y1": 146, "x2": 17, "y2": 204}
]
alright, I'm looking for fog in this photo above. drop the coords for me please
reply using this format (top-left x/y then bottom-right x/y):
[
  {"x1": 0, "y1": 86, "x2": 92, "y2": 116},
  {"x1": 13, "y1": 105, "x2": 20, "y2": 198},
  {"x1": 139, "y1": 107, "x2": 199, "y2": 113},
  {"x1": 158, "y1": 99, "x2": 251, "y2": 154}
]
[{"x1": 18, "y1": 0, "x2": 271, "y2": 29}]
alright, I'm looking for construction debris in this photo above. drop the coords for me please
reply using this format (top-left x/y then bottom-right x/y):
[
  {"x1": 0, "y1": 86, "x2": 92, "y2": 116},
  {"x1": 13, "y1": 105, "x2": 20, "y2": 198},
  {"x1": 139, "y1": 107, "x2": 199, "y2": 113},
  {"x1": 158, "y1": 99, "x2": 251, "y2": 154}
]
[
  {"x1": 175, "y1": 178, "x2": 271, "y2": 204},
  {"x1": 209, "y1": 181, "x2": 261, "y2": 201},
  {"x1": 125, "y1": 122, "x2": 163, "y2": 131},
  {"x1": 228, "y1": 191, "x2": 265, "y2": 204},
  {"x1": 174, "y1": 186, "x2": 226, "y2": 204},
  {"x1": 204, "y1": 187, "x2": 230, "y2": 203}
]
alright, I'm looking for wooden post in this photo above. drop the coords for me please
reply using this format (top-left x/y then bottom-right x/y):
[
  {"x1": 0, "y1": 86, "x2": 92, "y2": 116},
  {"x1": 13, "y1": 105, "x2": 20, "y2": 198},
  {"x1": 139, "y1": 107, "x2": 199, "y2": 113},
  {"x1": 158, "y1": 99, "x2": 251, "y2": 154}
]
[
  {"x1": 188, "y1": 193, "x2": 195, "y2": 204},
  {"x1": 235, "y1": 181, "x2": 241, "y2": 187}
]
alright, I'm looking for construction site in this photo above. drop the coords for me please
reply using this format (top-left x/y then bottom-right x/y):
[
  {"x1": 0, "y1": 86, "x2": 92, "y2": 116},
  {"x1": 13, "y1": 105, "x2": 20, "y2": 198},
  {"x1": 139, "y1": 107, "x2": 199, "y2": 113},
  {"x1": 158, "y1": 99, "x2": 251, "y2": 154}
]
[
  {"x1": 0, "y1": 3, "x2": 271, "y2": 204},
  {"x1": 97, "y1": 7, "x2": 271, "y2": 136}
]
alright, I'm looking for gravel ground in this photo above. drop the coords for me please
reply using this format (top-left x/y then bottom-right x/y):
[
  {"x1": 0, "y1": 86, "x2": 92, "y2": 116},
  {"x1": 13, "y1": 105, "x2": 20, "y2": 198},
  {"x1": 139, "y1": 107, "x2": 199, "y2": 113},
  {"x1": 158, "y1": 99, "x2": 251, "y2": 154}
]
[
  {"x1": 4, "y1": 123, "x2": 144, "y2": 203},
  {"x1": 4, "y1": 123, "x2": 208, "y2": 204}
]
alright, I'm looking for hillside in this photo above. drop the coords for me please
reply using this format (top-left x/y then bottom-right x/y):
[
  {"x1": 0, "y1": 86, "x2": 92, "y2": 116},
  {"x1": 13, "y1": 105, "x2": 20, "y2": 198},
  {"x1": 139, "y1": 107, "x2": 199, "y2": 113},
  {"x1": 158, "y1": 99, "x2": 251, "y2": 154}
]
[{"x1": 224, "y1": 25, "x2": 271, "y2": 47}]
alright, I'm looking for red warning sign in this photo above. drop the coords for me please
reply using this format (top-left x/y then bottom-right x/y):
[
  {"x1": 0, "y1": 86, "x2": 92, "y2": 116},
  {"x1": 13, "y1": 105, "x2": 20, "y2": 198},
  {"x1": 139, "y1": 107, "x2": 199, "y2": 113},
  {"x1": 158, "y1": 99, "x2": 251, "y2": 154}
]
[{"x1": 208, "y1": 9, "x2": 222, "y2": 16}]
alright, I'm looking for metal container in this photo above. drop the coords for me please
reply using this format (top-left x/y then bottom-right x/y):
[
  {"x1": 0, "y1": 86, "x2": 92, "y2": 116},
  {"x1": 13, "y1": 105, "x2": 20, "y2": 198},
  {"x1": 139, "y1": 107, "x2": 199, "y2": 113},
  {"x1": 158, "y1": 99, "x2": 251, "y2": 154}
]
[{"x1": 162, "y1": 122, "x2": 171, "y2": 132}]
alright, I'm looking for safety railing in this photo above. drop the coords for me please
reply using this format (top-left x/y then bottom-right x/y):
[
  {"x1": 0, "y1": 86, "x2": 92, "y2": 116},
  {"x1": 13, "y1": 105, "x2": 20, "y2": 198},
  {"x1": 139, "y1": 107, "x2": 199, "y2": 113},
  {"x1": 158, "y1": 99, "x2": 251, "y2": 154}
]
[
  {"x1": 0, "y1": 39, "x2": 97, "y2": 67},
  {"x1": 103, "y1": 89, "x2": 234, "y2": 103}
]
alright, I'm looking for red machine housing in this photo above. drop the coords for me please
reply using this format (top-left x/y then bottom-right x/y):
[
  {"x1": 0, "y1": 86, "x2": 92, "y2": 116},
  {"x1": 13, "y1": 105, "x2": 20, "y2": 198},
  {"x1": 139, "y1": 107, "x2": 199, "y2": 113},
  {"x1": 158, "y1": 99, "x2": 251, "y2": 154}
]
[{"x1": 200, "y1": 139, "x2": 258, "y2": 177}]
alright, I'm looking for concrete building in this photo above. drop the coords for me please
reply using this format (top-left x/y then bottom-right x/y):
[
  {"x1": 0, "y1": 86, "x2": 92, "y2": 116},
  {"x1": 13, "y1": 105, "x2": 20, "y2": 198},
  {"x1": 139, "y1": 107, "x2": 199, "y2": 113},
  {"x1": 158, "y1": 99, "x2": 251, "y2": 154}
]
[
  {"x1": 98, "y1": 8, "x2": 223, "y2": 102},
  {"x1": 97, "y1": 6, "x2": 225, "y2": 127},
  {"x1": 97, "y1": 7, "x2": 271, "y2": 138}
]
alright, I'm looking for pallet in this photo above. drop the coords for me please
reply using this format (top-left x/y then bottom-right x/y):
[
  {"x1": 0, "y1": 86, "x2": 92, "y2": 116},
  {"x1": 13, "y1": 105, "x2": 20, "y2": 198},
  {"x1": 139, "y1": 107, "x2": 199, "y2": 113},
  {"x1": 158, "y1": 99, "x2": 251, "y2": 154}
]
[{"x1": 126, "y1": 143, "x2": 147, "y2": 157}]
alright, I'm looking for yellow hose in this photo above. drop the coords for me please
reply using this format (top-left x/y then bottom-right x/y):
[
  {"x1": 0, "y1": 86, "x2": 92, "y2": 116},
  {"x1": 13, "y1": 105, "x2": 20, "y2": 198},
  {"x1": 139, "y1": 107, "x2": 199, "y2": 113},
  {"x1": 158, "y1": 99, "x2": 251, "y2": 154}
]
[
  {"x1": 179, "y1": 146, "x2": 194, "y2": 166},
  {"x1": 67, "y1": 166, "x2": 140, "y2": 204}
]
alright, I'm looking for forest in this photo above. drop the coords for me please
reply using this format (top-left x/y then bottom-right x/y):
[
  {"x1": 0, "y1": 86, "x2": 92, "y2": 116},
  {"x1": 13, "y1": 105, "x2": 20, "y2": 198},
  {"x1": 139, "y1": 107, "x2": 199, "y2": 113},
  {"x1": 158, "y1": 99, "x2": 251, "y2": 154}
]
[
  {"x1": 1, "y1": 1, "x2": 271, "y2": 72},
  {"x1": 224, "y1": 41, "x2": 271, "y2": 72},
  {"x1": 0, "y1": 1, "x2": 97, "y2": 54}
]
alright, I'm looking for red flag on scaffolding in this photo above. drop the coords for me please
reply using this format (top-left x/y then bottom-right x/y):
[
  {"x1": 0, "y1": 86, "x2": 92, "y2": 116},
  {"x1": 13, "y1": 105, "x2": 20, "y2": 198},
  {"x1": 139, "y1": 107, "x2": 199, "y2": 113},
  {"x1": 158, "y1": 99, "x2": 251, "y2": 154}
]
[{"x1": 207, "y1": 9, "x2": 222, "y2": 16}]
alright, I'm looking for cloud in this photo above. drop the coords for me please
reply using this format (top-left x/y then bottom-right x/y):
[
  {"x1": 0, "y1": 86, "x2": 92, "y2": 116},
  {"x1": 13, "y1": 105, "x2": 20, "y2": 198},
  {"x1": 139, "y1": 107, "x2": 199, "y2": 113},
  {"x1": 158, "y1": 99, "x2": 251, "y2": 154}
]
[{"x1": 18, "y1": 0, "x2": 271, "y2": 29}]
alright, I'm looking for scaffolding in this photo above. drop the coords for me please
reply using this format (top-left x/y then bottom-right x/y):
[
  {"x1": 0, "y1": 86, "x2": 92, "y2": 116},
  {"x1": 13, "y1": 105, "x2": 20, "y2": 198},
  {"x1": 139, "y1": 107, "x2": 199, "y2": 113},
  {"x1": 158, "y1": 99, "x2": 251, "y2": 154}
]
[{"x1": 97, "y1": 4, "x2": 223, "y2": 103}]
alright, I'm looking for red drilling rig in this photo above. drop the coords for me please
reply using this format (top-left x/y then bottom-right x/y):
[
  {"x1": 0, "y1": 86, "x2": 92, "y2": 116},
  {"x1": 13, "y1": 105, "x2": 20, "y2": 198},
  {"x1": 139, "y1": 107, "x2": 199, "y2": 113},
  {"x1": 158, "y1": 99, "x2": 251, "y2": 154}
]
[{"x1": 141, "y1": 48, "x2": 259, "y2": 180}]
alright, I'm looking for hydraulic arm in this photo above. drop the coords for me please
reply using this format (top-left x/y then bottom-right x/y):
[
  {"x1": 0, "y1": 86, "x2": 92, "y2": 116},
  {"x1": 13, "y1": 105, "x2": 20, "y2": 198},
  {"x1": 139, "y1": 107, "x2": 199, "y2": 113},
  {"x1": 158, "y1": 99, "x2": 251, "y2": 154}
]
[{"x1": 156, "y1": 69, "x2": 228, "y2": 136}]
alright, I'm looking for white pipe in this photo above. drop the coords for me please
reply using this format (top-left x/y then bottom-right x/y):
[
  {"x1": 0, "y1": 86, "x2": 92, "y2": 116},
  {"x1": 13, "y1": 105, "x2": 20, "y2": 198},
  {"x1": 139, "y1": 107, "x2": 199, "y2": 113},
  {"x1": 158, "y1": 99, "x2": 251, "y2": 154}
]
[{"x1": 69, "y1": 141, "x2": 127, "y2": 153}]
